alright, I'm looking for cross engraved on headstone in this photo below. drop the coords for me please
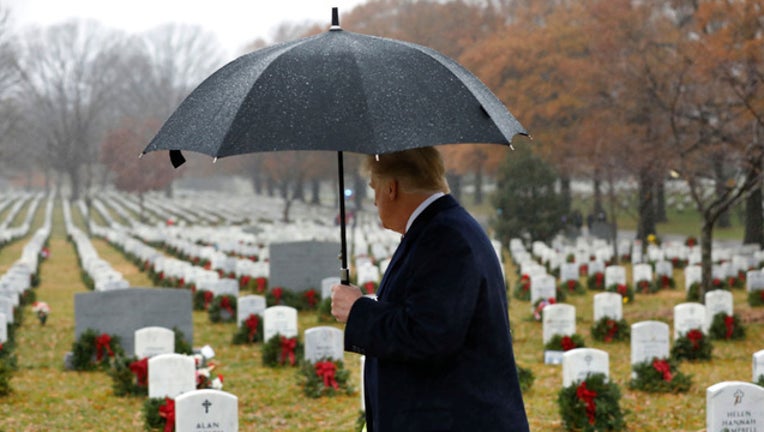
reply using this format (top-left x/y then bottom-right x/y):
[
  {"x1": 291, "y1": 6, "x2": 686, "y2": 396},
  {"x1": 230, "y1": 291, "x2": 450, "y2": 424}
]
[
  {"x1": 202, "y1": 399, "x2": 212, "y2": 414},
  {"x1": 734, "y1": 390, "x2": 744, "y2": 405}
]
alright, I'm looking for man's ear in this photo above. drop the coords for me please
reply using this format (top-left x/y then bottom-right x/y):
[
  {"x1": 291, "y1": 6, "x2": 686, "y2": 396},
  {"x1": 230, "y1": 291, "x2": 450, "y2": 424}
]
[{"x1": 387, "y1": 179, "x2": 398, "y2": 200}]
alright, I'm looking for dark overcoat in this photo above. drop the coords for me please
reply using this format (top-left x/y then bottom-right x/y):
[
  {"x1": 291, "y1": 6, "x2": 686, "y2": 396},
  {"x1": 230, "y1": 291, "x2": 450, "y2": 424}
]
[{"x1": 345, "y1": 195, "x2": 530, "y2": 432}]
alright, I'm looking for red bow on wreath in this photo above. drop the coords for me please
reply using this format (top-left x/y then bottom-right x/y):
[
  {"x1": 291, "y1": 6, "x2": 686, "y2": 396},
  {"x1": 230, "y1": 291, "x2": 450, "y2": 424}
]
[
  {"x1": 305, "y1": 289, "x2": 317, "y2": 307},
  {"x1": 280, "y1": 336, "x2": 297, "y2": 366},
  {"x1": 272, "y1": 287, "x2": 284, "y2": 304},
  {"x1": 256, "y1": 277, "x2": 267, "y2": 293},
  {"x1": 240, "y1": 275, "x2": 251, "y2": 289},
  {"x1": 652, "y1": 358, "x2": 672, "y2": 382},
  {"x1": 576, "y1": 381, "x2": 598, "y2": 425},
  {"x1": 130, "y1": 357, "x2": 149, "y2": 386},
  {"x1": 203, "y1": 291, "x2": 214, "y2": 309},
  {"x1": 95, "y1": 334, "x2": 113, "y2": 361},
  {"x1": 567, "y1": 280, "x2": 577, "y2": 292},
  {"x1": 158, "y1": 397, "x2": 175, "y2": 432},
  {"x1": 616, "y1": 284, "x2": 627, "y2": 296},
  {"x1": 604, "y1": 320, "x2": 618, "y2": 343},
  {"x1": 315, "y1": 361, "x2": 339, "y2": 390},
  {"x1": 724, "y1": 315, "x2": 735, "y2": 339},
  {"x1": 661, "y1": 275, "x2": 670, "y2": 288},
  {"x1": 245, "y1": 314, "x2": 260, "y2": 342},
  {"x1": 686, "y1": 329, "x2": 704, "y2": 350},
  {"x1": 561, "y1": 335, "x2": 576, "y2": 351},
  {"x1": 595, "y1": 273, "x2": 604, "y2": 287},
  {"x1": 220, "y1": 296, "x2": 234, "y2": 315}
]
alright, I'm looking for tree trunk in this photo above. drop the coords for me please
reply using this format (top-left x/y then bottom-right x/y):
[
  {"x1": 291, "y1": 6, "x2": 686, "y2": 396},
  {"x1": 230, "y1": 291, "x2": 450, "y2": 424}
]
[
  {"x1": 447, "y1": 173, "x2": 462, "y2": 201},
  {"x1": 353, "y1": 172, "x2": 365, "y2": 211},
  {"x1": 69, "y1": 166, "x2": 81, "y2": 201},
  {"x1": 560, "y1": 175, "x2": 572, "y2": 215},
  {"x1": 607, "y1": 174, "x2": 619, "y2": 265},
  {"x1": 474, "y1": 165, "x2": 484, "y2": 205},
  {"x1": 655, "y1": 180, "x2": 667, "y2": 222},
  {"x1": 266, "y1": 177, "x2": 275, "y2": 197},
  {"x1": 700, "y1": 219, "x2": 714, "y2": 302},
  {"x1": 293, "y1": 175, "x2": 305, "y2": 202},
  {"x1": 593, "y1": 174, "x2": 604, "y2": 215},
  {"x1": 714, "y1": 158, "x2": 731, "y2": 228},
  {"x1": 636, "y1": 168, "x2": 656, "y2": 242},
  {"x1": 743, "y1": 152, "x2": 763, "y2": 246},
  {"x1": 310, "y1": 178, "x2": 321, "y2": 205}
]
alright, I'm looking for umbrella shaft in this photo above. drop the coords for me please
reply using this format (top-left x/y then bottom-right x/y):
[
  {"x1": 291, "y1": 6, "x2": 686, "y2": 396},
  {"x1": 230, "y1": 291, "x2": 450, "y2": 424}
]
[{"x1": 337, "y1": 151, "x2": 349, "y2": 284}]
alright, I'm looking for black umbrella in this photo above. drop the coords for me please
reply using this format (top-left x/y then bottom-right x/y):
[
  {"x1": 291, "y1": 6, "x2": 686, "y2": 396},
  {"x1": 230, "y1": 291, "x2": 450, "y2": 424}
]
[{"x1": 142, "y1": 8, "x2": 528, "y2": 284}]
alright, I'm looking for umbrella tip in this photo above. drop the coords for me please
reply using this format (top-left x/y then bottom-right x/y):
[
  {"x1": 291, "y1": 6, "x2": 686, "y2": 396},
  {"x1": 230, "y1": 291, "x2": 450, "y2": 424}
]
[{"x1": 330, "y1": 7, "x2": 341, "y2": 30}]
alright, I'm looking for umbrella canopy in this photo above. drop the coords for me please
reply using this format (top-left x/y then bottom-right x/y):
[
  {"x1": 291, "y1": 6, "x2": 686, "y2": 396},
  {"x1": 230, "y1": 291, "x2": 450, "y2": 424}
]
[
  {"x1": 141, "y1": 8, "x2": 528, "y2": 283},
  {"x1": 142, "y1": 11, "x2": 527, "y2": 159}
]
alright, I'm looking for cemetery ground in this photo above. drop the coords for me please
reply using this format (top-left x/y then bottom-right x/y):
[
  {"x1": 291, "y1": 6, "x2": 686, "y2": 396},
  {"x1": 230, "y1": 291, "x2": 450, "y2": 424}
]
[{"x1": 0, "y1": 198, "x2": 762, "y2": 431}]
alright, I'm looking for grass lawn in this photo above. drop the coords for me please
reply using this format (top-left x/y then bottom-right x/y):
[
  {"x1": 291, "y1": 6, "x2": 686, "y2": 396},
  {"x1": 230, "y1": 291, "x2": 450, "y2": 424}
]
[{"x1": 0, "y1": 197, "x2": 761, "y2": 431}]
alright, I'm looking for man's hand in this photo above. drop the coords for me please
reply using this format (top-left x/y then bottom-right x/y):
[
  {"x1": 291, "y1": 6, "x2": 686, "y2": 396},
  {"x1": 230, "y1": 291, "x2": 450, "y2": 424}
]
[{"x1": 331, "y1": 283, "x2": 363, "y2": 323}]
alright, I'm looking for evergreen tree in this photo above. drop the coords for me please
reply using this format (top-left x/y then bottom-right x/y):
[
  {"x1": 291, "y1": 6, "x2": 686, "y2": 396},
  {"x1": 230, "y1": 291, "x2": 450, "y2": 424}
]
[{"x1": 491, "y1": 146, "x2": 565, "y2": 244}]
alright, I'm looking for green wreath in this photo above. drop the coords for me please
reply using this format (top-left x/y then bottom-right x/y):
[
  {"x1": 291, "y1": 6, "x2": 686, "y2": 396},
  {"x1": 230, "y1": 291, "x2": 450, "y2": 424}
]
[
  {"x1": 262, "y1": 334, "x2": 304, "y2": 368},
  {"x1": 558, "y1": 373, "x2": 626, "y2": 431},
  {"x1": 671, "y1": 329, "x2": 713, "y2": 362},
  {"x1": 299, "y1": 358, "x2": 354, "y2": 398},
  {"x1": 0, "y1": 356, "x2": 15, "y2": 397},
  {"x1": 686, "y1": 282, "x2": 728, "y2": 302},
  {"x1": 193, "y1": 289, "x2": 215, "y2": 311},
  {"x1": 559, "y1": 279, "x2": 587, "y2": 296},
  {"x1": 143, "y1": 397, "x2": 173, "y2": 431},
  {"x1": 629, "y1": 357, "x2": 692, "y2": 393},
  {"x1": 517, "y1": 364, "x2": 535, "y2": 393},
  {"x1": 587, "y1": 272, "x2": 606, "y2": 291},
  {"x1": 749, "y1": 289, "x2": 764, "y2": 307},
  {"x1": 109, "y1": 355, "x2": 148, "y2": 397},
  {"x1": 708, "y1": 312, "x2": 745, "y2": 340},
  {"x1": 232, "y1": 313, "x2": 264, "y2": 344},
  {"x1": 606, "y1": 284, "x2": 634, "y2": 304},
  {"x1": 513, "y1": 275, "x2": 531, "y2": 301},
  {"x1": 316, "y1": 297, "x2": 334, "y2": 323},
  {"x1": 634, "y1": 279, "x2": 659, "y2": 294},
  {"x1": 590, "y1": 317, "x2": 630, "y2": 343},
  {"x1": 656, "y1": 274, "x2": 676, "y2": 289},
  {"x1": 266, "y1": 287, "x2": 300, "y2": 308},
  {"x1": 757, "y1": 374, "x2": 764, "y2": 387},
  {"x1": 208, "y1": 294, "x2": 238, "y2": 323},
  {"x1": 70, "y1": 329, "x2": 124, "y2": 371},
  {"x1": 544, "y1": 334, "x2": 586, "y2": 352}
]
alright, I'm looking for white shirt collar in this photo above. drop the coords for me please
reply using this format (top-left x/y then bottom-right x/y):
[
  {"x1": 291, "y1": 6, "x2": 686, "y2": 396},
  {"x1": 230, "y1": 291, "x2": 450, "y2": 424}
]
[{"x1": 405, "y1": 192, "x2": 445, "y2": 234}]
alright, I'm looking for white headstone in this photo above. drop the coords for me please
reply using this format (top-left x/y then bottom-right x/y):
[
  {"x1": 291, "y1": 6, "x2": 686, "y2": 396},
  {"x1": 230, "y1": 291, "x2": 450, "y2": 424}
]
[
  {"x1": 630, "y1": 321, "x2": 670, "y2": 366},
  {"x1": 747, "y1": 270, "x2": 764, "y2": 292},
  {"x1": 633, "y1": 263, "x2": 653, "y2": 284},
  {"x1": 655, "y1": 260, "x2": 673, "y2": 278},
  {"x1": 175, "y1": 389, "x2": 238, "y2": 432},
  {"x1": 304, "y1": 326, "x2": 344, "y2": 363},
  {"x1": 212, "y1": 278, "x2": 239, "y2": 297},
  {"x1": 674, "y1": 302, "x2": 707, "y2": 340},
  {"x1": 0, "y1": 298, "x2": 13, "y2": 324},
  {"x1": 604, "y1": 265, "x2": 626, "y2": 287},
  {"x1": 0, "y1": 313, "x2": 6, "y2": 344},
  {"x1": 134, "y1": 326, "x2": 175, "y2": 358},
  {"x1": 704, "y1": 290, "x2": 734, "y2": 333},
  {"x1": 753, "y1": 350, "x2": 764, "y2": 383},
  {"x1": 560, "y1": 263, "x2": 579, "y2": 283},
  {"x1": 685, "y1": 265, "x2": 702, "y2": 291},
  {"x1": 593, "y1": 292, "x2": 623, "y2": 321},
  {"x1": 263, "y1": 306, "x2": 298, "y2": 341},
  {"x1": 321, "y1": 277, "x2": 341, "y2": 300},
  {"x1": 530, "y1": 274, "x2": 557, "y2": 306},
  {"x1": 562, "y1": 348, "x2": 609, "y2": 387},
  {"x1": 148, "y1": 353, "x2": 196, "y2": 398},
  {"x1": 706, "y1": 381, "x2": 764, "y2": 432},
  {"x1": 588, "y1": 260, "x2": 605, "y2": 276},
  {"x1": 542, "y1": 303, "x2": 576, "y2": 344},
  {"x1": 236, "y1": 295, "x2": 266, "y2": 327}
]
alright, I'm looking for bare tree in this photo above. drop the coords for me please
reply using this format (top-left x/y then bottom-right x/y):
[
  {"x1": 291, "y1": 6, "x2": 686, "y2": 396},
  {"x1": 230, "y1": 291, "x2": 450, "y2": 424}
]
[{"x1": 13, "y1": 20, "x2": 129, "y2": 199}]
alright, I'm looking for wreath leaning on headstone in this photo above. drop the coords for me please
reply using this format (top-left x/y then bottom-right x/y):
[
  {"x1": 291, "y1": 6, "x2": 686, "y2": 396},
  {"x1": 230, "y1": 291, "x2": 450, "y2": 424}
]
[
  {"x1": 208, "y1": 294, "x2": 238, "y2": 323},
  {"x1": 587, "y1": 272, "x2": 605, "y2": 291},
  {"x1": 232, "y1": 313, "x2": 264, "y2": 344},
  {"x1": 70, "y1": 329, "x2": 124, "y2": 371},
  {"x1": 558, "y1": 279, "x2": 587, "y2": 296},
  {"x1": 143, "y1": 396, "x2": 174, "y2": 432},
  {"x1": 513, "y1": 275, "x2": 531, "y2": 301},
  {"x1": 298, "y1": 358, "x2": 354, "y2": 398},
  {"x1": 629, "y1": 357, "x2": 692, "y2": 393},
  {"x1": 748, "y1": 289, "x2": 764, "y2": 307},
  {"x1": 708, "y1": 312, "x2": 746, "y2": 341},
  {"x1": 686, "y1": 281, "x2": 728, "y2": 302},
  {"x1": 671, "y1": 329, "x2": 713, "y2": 362},
  {"x1": 262, "y1": 334, "x2": 304, "y2": 368},
  {"x1": 606, "y1": 283, "x2": 634, "y2": 304},
  {"x1": 558, "y1": 373, "x2": 626, "y2": 432},
  {"x1": 590, "y1": 317, "x2": 630, "y2": 343},
  {"x1": 544, "y1": 334, "x2": 586, "y2": 352}
]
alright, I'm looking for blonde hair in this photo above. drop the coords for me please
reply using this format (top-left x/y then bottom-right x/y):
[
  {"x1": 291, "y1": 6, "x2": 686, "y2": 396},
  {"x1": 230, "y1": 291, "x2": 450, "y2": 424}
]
[{"x1": 363, "y1": 147, "x2": 450, "y2": 194}]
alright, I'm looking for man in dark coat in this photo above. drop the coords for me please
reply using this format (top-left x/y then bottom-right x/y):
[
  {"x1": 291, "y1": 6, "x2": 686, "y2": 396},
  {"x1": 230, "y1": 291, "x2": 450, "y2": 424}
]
[{"x1": 332, "y1": 147, "x2": 529, "y2": 432}]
